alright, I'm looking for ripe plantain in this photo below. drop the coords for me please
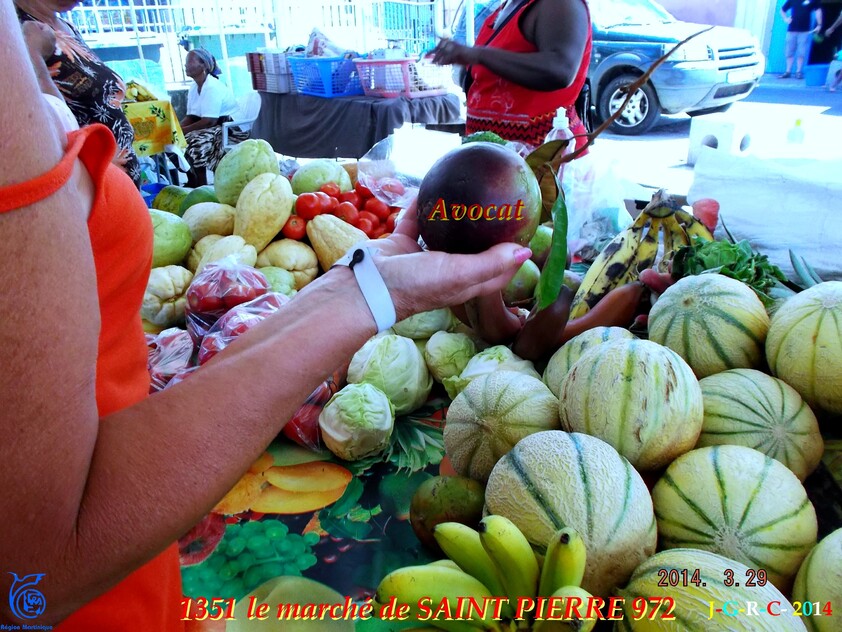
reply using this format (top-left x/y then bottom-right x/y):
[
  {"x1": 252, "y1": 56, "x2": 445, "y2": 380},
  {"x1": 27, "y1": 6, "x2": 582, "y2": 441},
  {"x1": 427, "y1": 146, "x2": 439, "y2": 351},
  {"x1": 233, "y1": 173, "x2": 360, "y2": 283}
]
[
  {"x1": 675, "y1": 209, "x2": 714, "y2": 242},
  {"x1": 569, "y1": 212, "x2": 649, "y2": 318}
]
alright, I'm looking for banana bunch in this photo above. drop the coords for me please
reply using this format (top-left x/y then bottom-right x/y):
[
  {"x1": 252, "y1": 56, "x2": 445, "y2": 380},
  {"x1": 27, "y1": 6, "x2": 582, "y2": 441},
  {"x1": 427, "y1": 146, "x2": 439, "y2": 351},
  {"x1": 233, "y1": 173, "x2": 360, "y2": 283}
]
[
  {"x1": 373, "y1": 515, "x2": 593, "y2": 631},
  {"x1": 125, "y1": 81, "x2": 157, "y2": 102},
  {"x1": 569, "y1": 188, "x2": 714, "y2": 319}
]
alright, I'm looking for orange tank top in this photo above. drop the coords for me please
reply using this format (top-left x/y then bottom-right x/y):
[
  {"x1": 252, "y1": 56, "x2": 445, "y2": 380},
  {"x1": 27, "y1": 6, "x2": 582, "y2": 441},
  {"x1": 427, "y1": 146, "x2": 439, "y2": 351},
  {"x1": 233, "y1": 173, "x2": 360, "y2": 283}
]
[{"x1": 0, "y1": 124, "x2": 185, "y2": 631}]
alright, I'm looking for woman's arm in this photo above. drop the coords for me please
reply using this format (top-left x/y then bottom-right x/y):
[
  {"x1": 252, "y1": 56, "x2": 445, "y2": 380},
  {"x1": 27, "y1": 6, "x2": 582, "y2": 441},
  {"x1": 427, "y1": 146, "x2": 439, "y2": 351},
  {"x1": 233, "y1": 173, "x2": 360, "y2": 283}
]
[
  {"x1": 432, "y1": 0, "x2": 590, "y2": 91},
  {"x1": 20, "y1": 20, "x2": 63, "y2": 99},
  {"x1": 182, "y1": 115, "x2": 219, "y2": 133},
  {"x1": 0, "y1": 1, "x2": 527, "y2": 623}
]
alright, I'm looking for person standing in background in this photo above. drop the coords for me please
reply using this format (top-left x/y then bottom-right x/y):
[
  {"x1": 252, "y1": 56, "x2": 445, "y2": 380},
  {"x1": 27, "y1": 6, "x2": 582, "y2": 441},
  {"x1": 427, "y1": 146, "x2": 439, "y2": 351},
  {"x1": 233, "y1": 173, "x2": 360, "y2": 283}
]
[
  {"x1": 780, "y1": 0, "x2": 823, "y2": 80},
  {"x1": 15, "y1": 0, "x2": 142, "y2": 187},
  {"x1": 430, "y1": 0, "x2": 591, "y2": 152}
]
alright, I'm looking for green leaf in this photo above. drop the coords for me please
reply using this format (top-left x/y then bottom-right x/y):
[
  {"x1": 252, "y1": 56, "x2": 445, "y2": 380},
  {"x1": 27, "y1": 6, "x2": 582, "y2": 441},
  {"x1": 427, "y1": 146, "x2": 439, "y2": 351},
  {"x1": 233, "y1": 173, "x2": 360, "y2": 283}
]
[
  {"x1": 535, "y1": 171, "x2": 569, "y2": 311},
  {"x1": 525, "y1": 140, "x2": 569, "y2": 171}
]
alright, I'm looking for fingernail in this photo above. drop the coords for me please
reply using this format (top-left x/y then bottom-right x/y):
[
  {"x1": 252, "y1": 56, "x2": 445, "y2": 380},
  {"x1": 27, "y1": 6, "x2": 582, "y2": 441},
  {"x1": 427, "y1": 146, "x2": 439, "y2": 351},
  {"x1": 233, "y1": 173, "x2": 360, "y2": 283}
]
[{"x1": 513, "y1": 247, "x2": 532, "y2": 264}]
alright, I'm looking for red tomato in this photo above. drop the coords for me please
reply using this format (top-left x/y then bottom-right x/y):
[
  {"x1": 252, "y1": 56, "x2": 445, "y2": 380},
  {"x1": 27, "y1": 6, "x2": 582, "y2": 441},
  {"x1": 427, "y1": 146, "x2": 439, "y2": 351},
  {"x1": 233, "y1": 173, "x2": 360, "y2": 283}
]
[
  {"x1": 386, "y1": 210, "x2": 400, "y2": 233},
  {"x1": 281, "y1": 403, "x2": 322, "y2": 449},
  {"x1": 355, "y1": 217, "x2": 376, "y2": 237},
  {"x1": 282, "y1": 215, "x2": 307, "y2": 240},
  {"x1": 379, "y1": 177, "x2": 406, "y2": 196},
  {"x1": 295, "y1": 193, "x2": 322, "y2": 220},
  {"x1": 337, "y1": 191, "x2": 362, "y2": 208},
  {"x1": 358, "y1": 210, "x2": 380, "y2": 227},
  {"x1": 370, "y1": 223, "x2": 387, "y2": 239},
  {"x1": 334, "y1": 201, "x2": 360, "y2": 225},
  {"x1": 354, "y1": 180, "x2": 373, "y2": 199},
  {"x1": 314, "y1": 191, "x2": 337, "y2": 214},
  {"x1": 364, "y1": 197, "x2": 391, "y2": 221},
  {"x1": 319, "y1": 182, "x2": 341, "y2": 197}
]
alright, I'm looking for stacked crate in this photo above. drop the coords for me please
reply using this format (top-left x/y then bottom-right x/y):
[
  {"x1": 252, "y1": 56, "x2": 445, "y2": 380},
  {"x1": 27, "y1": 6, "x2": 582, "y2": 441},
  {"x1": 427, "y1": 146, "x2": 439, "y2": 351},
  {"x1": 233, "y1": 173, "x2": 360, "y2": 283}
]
[{"x1": 247, "y1": 50, "x2": 296, "y2": 94}]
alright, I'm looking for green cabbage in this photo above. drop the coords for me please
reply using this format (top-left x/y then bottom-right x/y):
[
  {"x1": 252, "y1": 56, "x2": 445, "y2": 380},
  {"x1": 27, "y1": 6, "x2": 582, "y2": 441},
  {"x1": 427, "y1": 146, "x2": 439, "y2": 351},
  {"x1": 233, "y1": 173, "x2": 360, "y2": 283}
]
[
  {"x1": 442, "y1": 345, "x2": 540, "y2": 400},
  {"x1": 347, "y1": 334, "x2": 433, "y2": 415},
  {"x1": 423, "y1": 331, "x2": 478, "y2": 383},
  {"x1": 318, "y1": 383, "x2": 395, "y2": 461},
  {"x1": 391, "y1": 308, "x2": 457, "y2": 340}
]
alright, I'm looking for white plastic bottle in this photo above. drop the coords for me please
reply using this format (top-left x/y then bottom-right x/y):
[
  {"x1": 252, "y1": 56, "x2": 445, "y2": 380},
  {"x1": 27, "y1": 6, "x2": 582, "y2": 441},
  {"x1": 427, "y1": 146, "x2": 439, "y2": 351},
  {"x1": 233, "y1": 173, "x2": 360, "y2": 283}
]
[
  {"x1": 787, "y1": 118, "x2": 805, "y2": 144},
  {"x1": 545, "y1": 107, "x2": 575, "y2": 181}
]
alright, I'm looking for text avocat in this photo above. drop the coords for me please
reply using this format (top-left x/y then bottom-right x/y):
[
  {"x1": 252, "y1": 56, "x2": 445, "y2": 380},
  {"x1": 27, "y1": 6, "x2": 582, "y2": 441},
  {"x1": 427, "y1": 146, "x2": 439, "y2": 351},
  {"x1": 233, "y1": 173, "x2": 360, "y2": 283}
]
[{"x1": 426, "y1": 198, "x2": 526, "y2": 222}]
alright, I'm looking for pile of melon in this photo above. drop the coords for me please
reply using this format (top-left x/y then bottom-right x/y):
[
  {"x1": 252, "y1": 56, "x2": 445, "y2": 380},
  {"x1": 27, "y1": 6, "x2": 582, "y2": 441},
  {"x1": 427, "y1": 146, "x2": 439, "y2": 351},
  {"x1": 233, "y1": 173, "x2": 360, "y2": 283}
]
[{"x1": 439, "y1": 274, "x2": 842, "y2": 628}]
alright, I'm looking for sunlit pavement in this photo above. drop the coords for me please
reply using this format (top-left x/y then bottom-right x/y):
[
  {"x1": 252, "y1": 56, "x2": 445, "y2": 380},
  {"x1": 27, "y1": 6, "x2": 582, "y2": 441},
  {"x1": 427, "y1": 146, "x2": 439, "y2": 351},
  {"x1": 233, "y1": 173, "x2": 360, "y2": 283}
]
[{"x1": 593, "y1": 74, "x2": 842, "y2": 199}]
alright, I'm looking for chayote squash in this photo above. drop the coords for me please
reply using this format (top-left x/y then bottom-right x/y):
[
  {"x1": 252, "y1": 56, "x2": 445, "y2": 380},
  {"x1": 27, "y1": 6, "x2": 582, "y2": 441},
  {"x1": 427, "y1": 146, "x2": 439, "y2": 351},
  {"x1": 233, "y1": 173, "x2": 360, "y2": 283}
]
[{"x1": 213, "y1": 139, "x2": 280, "y2": 206}]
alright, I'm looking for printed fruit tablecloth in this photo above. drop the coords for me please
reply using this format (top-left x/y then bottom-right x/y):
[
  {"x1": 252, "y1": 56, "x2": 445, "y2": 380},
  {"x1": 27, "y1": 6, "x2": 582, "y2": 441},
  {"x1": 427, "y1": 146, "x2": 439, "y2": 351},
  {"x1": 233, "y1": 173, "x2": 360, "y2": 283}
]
[{"x1": 177, "y1": 393, "x2": 842, "y2": 631}]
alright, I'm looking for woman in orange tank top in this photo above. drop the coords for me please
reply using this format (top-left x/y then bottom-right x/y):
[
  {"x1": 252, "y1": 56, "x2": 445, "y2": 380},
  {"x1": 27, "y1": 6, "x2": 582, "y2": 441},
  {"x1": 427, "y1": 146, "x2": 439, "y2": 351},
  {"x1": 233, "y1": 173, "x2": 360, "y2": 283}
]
[{"x1": 0, "y1": 1, "x2": 532, "y2": 627}]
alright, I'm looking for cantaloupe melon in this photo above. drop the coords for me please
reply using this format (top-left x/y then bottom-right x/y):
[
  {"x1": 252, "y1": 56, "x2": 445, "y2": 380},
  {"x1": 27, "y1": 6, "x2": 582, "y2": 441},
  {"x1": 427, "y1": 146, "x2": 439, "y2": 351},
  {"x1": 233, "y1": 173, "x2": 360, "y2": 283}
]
[
  {"x1": 543, "y1": 326, "x2": 635, "y2": 397},
  {"x1": 443, "y1": 370, "x2": 560, "y2": 483},
  {"x1": 697, "y1": 369, "x2": 824, "y2": 481},
  {"x1": 652, "y1": 444, "x2": 817, "y2": 592},
  {"x1": 648, "y1": 274, "x2": 770, "y2": 378},
  {"x1": 616, "y1": 549, "x2": 808, "y2": 631},
  {"x1": 484, "y1": 431, "x2": 656, "y2": 596},
  {"x1": 559, "y1": 338, "x2": 703, "y2": 471},
  {"x1": 792, "y1": 528, "x2": 842, "y2": 632},
  {"x1": 766, "y1": 281, "x2": 842, "y2": 415}
]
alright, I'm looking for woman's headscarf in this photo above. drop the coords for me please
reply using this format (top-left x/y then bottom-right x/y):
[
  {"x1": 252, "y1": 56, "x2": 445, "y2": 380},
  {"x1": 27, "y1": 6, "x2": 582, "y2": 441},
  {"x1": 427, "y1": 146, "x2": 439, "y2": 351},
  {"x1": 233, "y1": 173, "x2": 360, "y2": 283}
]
[{"x1": 192, "y1": 48, "x2": 222, "y2": 78}]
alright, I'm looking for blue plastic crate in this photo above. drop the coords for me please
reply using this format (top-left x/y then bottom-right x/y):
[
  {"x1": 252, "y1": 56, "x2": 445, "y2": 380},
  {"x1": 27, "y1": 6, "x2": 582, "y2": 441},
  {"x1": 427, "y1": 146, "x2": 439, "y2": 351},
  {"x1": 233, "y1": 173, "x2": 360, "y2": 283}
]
[{"x1": 287, "y1": 56, "x2": 364, "y2": 98}]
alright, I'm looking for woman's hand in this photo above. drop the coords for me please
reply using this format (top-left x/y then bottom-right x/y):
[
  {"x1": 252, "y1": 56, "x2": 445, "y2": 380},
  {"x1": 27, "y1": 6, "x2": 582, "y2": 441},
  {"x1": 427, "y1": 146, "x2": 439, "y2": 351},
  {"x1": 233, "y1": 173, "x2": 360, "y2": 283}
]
[
  {"x1": 369, "y1": 200, "x2": 531, "y2": 321},
  {"x1": 430, "y1": 38, "x2": 479, "y2": 67}
]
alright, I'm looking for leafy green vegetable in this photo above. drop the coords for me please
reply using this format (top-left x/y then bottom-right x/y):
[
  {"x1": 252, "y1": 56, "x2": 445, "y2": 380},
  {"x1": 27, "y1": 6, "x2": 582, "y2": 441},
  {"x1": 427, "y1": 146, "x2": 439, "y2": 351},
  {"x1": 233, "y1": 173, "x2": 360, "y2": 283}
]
[{"x1": 672, "y1": 237, "x2": 788, "y2": 306}]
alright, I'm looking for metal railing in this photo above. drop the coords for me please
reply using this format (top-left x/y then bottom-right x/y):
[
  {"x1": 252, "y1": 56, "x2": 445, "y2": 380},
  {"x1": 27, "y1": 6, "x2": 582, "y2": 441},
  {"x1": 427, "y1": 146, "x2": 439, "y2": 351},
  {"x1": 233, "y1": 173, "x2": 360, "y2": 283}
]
[{"x1": 63, "y1": 0, "x2": 448, "y2": 91}]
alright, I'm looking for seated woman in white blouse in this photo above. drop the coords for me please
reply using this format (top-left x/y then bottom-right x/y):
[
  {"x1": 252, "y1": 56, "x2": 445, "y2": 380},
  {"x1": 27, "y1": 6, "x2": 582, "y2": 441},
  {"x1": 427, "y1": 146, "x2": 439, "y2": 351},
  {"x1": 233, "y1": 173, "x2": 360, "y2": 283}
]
[{"x1": 179, "y1": 48, "x2": 249, "y2": 186}]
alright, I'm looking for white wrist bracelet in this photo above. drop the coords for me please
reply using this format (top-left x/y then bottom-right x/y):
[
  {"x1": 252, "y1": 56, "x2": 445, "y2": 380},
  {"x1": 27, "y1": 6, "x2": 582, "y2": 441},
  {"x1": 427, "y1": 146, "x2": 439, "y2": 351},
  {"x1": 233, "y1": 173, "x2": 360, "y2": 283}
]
[{"x1": 333, "y1": 246, "x2": 397, "y2": 333}]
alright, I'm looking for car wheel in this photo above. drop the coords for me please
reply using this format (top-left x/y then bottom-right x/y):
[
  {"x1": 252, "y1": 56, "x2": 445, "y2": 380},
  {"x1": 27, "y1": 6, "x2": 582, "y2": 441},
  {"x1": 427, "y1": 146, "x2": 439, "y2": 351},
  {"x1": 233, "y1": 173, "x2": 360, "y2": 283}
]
[
  {"x1": 597, "y1": 74, "x2": 661, "y2": 135},
  {"x1": 687, "y1": 104, "x2": 733, "y2": 116}
]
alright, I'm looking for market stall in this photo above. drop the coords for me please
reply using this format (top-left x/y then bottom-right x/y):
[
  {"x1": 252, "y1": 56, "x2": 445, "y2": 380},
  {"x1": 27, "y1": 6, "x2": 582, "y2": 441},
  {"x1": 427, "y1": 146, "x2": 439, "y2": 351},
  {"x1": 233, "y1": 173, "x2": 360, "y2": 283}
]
[
  {"x1": 141, "y1": 136, "x2": 842, "y2": 631},
  {"x1": 250, "y1": 92, "x2": 462, "y2": 159}
]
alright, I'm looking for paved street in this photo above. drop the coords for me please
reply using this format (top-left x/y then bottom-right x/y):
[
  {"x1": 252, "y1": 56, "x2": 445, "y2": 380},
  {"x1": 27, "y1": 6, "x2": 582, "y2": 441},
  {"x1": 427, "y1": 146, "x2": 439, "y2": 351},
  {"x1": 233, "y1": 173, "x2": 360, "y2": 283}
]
[{"x1": 594, "y1": 74, "x2": 842, "y2": 199}]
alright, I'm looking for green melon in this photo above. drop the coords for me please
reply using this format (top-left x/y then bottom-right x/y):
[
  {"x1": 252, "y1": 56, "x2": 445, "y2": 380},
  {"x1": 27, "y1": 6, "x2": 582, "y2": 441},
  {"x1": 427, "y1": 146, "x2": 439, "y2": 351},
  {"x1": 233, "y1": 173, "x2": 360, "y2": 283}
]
[
  {"x1": 616, "y1": 549, "x2": 807, "y2": 631},
  {"x1": 542, "y1": 326, "x2": 635, "y2": 397},
  {"x1": 485, "y1": 431, "x2": 657, "y2": 596},
  {"x1": 792, "y1": 528, "x2": 842, "y2": 632},
  {"x1": 178, "y1": 185, "x2": 219, "y2": 216},
  {"x1": 443, "y1": 370, "x2": 560, "y2": 483},
  {"x1": 697, "y1": 369, "x2": 824, "y2": 481},
  {"x1": 648, "y1": 274, "x2": 770, "y2": 378},
  {"x1": 559, "y1": 338, "x2": 703, "y2": 471},
  {"x1": 766, "y1": 281, "x2": 842, "y2": 415},
  {"x1": 652, "y1": 444, "x2": 817, "y2": 593}
]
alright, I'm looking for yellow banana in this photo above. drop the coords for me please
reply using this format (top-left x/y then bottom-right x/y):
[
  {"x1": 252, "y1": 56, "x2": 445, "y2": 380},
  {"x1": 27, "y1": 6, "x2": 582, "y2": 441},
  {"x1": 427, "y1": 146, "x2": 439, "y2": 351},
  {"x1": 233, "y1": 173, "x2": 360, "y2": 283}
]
[
  {"x1": 675, "y1": 209, "x2": 714, "y2": 241},
  {"x1": 532, "y1": 585, "x2": 597, "y2": 632},
  {"x1": 568, "y1": 212, "x2": 648, "y2": 318},
  {"x1": 639, "y1": 188, "x2": 682, "y2": 219},
  {"x1": 659, "y1": 220, "x2": 674, "y2": 273},
  {"x1": 538, "y1": 528, "x2": 587, "y2": 597},
  {"x1": 433, "y1": 522, "x2": 514, "y2": 618},
  {"x1": 478, "y1": 515, "x2": 540, "y2": 609},
  {"x1": 375, "y1": 565, "x2": 503, "y2": 632},
  {"x1": 429, "y1": 559, "x2": 463, "y2": 571},
  {"x1": 634, "y1": 217, "x2": 661, "y2": 274}
]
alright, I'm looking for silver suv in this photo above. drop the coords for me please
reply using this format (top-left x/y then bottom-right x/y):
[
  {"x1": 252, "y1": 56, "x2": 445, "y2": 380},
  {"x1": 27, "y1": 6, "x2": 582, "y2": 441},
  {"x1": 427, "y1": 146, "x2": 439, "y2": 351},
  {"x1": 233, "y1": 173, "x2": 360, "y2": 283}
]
[{"x1": 451, "y1": 0, "x2": 765, "y2": 134}]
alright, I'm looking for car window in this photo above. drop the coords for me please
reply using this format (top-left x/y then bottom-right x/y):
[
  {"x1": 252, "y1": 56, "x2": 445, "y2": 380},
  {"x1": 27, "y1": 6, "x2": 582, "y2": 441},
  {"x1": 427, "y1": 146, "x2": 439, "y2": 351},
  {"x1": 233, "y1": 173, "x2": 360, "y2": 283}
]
[{"x1": 588, "y1": 0, "x2": 675, "y2": 29}]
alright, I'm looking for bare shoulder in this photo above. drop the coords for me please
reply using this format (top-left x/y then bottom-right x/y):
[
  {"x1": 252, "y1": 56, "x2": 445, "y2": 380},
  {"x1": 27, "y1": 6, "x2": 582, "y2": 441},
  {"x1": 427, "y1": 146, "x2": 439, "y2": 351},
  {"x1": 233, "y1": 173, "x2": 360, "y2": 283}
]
[{"x1": 523, "y1": 0, "x2": 590, "y2": 37}]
